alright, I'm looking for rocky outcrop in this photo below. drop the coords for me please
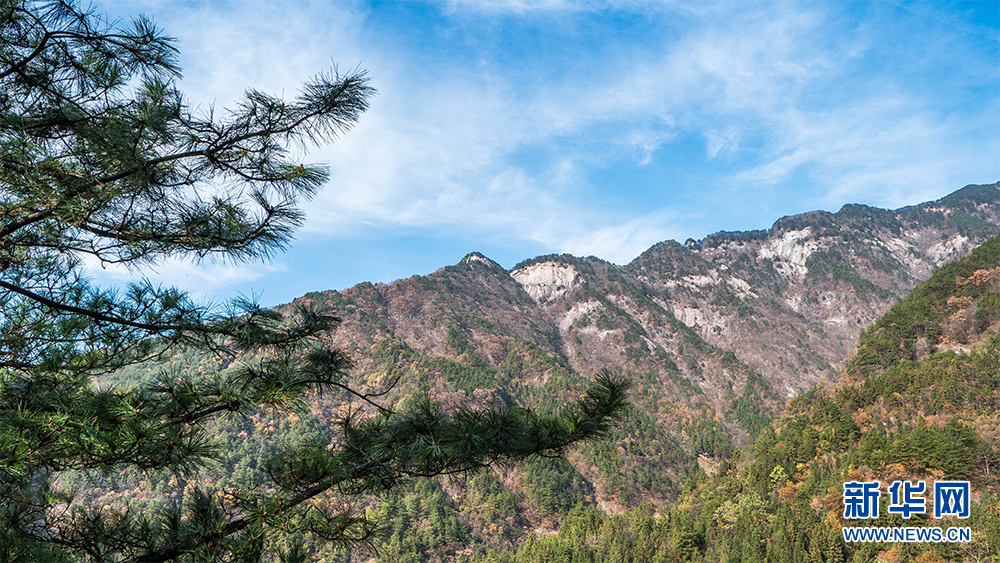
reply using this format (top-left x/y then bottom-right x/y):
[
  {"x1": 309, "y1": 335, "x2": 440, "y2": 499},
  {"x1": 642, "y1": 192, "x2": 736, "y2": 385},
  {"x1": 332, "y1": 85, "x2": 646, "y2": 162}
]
[{"x1": 510, "y1": 261, "x2": 579, "y2": 303}]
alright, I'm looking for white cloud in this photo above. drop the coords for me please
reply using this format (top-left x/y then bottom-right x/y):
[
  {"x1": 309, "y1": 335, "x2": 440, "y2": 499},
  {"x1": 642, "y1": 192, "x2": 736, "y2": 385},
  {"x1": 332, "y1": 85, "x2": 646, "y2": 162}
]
[{"x1": 88, "y1": 0, "x2": 1000, "y2": 288}]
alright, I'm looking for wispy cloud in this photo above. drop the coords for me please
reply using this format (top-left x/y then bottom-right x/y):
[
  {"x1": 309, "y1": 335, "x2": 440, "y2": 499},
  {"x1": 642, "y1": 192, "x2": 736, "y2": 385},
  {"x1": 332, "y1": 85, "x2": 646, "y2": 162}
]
[
  {"x1": 87, "y1": 0, "x2": 999, "y2": 296},
  {"x1": 302, "y1": 1, "x2": 995, "y2": 240}
]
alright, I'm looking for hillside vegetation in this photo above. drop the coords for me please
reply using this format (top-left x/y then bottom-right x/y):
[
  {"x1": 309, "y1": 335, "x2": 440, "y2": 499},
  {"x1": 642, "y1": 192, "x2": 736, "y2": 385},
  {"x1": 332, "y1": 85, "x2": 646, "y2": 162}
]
[{"x1": 475, "y1": 235, "x2": 1000, "y2": 563}]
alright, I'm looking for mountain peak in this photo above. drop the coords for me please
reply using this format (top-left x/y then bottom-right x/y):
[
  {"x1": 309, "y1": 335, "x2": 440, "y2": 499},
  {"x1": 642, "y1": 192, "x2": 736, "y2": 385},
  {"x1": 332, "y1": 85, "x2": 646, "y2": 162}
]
[{"x1": 460, "y1": 252, "x2": 500, "y2": 268}]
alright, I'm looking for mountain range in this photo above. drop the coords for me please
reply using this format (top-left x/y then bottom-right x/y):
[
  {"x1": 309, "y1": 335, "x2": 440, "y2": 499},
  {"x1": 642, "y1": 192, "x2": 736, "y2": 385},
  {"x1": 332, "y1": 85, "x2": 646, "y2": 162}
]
[
  {"x1": 289, "y1": 183, "x2": 998, "y2": 488},
  {"x1": 106, "y1": 182, "x2": 1000, "y2": 561}
]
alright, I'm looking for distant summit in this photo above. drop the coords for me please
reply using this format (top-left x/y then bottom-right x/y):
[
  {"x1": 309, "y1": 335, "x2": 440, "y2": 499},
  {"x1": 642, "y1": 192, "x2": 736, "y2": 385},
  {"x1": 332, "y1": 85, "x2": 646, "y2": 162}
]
[{"x1": 460, "y1": 252, "x2": 502, "y2": 268}]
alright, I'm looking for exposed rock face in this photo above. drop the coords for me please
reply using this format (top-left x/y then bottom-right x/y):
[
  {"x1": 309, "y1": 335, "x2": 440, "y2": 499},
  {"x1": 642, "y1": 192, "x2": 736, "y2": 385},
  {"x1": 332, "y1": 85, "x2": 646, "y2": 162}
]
[
  {"x1": 756, "y1": 227, "x2": 819, "y2": 278},
  {"x1": 510, "y1": 262, "x2": 578, "y2": 303}
]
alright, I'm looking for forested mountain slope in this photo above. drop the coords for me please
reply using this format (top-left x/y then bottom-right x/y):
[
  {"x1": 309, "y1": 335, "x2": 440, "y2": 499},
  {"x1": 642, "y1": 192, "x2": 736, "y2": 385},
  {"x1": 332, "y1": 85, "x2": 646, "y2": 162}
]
[{"x1": 478, "y1": 234, "x2": 1000, "y2": 563}]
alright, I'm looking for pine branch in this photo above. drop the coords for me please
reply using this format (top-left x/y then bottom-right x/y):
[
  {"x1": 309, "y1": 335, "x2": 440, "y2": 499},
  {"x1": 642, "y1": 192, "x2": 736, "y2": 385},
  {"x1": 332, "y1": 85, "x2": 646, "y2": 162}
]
[{"x1": 0, "y1": 278, "x2": 184, "y2": 333}]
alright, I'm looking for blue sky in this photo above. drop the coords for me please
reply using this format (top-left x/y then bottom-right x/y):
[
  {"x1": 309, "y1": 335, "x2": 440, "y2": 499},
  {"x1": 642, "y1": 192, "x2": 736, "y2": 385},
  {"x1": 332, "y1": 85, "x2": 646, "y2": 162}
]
[{"x1": 90, "y1": 0, "x2": 1000, "y2": 306}]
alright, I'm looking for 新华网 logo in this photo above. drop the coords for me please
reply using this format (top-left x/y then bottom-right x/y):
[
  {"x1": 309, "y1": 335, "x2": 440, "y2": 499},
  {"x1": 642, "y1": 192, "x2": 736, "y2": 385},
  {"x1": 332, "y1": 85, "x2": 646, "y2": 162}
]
[{"x1": 840, "y1": 480, "x2": 972, "y2": 543}]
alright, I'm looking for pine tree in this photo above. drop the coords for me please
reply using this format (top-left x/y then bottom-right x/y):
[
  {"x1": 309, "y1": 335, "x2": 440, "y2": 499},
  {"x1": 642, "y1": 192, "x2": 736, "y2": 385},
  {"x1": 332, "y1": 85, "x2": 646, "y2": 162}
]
[{"x1": 0, "y1": 2, "x2": 629, "y2": 561}]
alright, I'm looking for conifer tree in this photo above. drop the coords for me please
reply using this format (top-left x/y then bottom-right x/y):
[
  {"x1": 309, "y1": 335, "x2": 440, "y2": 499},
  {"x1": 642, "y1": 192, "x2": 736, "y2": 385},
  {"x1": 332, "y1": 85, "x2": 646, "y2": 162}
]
[{"x1": 0, "y1": 2, "x2": 629, "y2": 560}]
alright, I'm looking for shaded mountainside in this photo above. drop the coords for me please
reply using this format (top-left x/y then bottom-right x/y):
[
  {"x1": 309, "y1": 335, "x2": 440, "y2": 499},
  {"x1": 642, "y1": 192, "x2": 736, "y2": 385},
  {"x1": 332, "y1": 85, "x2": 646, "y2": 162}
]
[
  {"x1": 684, "y1": 234, "x2": 1000, "y2": 562},
  {"x1": 472, "y1": 233, "x2": 1000, "y2": 563}
]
